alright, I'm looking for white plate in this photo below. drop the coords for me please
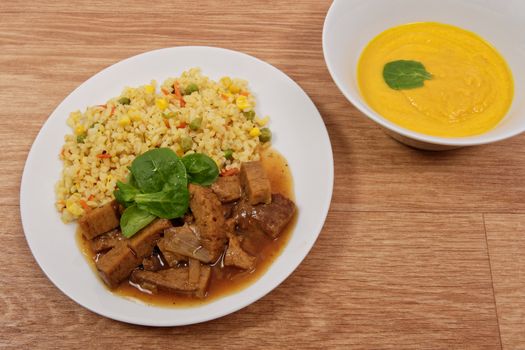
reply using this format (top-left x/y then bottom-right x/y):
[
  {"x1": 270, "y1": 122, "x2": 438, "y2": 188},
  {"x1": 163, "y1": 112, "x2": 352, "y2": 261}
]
[{"x1": 20, "y1": 46, "x2": 334, "y2": 326}]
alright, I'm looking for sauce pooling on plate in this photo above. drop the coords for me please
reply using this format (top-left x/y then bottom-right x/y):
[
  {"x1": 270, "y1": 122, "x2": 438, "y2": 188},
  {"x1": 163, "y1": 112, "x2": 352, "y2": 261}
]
[
  {"x1": 357, "y1": 22, "x2": 514, "y2": 137},
  {"x1": 77, "y1": 148, "x2": 297, "y2": 307}
]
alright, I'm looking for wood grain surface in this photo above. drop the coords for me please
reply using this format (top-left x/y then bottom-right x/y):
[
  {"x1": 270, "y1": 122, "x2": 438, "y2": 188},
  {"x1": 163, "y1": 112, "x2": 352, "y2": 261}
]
[{"x1": 0, "y1": 1, "x2": 523, "y2": 349}]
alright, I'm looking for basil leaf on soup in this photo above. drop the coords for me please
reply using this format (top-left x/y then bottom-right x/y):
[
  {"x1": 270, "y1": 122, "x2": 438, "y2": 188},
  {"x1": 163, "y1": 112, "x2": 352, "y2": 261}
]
[
  {"x1": 383, "y1": 60, "x2": 433, "y2": 90},
  {"x1": 130, "y1": 148, "x2": 187, "y2": 193},
  {"x1": 120, "y1": 204, "x2": 156, "y2": 238},
  {"x1": 135, "y1": 184, "x2": 189, "y2": 219},
  {"x1": 182, "y1": 153, "x2": 219, "y2": 186}
]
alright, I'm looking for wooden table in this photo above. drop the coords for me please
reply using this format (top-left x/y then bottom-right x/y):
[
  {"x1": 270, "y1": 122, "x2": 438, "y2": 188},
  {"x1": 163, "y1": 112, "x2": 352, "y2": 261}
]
[{"x1": 1, "y1": 1, "x2": 523, "y2": 349}]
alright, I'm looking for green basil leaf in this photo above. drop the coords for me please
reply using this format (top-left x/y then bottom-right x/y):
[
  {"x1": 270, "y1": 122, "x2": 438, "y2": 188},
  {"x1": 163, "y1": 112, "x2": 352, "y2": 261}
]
[
  {"x1": 113, "y1": 180, "x2": 140, "y2": 207},
  {"x1": 126, "y1": 172, "x2": 139, "y2": 188},
  {"x1": 135, "y1": 184, "x2": 189, "y2": 219},
  {"x1": 182, "y1": 153, "x2": 219, "y2": 186},
  {"x1": 120, "y1": 204, "x2": 156, "y2": 238},
  {"x1": 383, "y1": 60, "x2": 433, "y2": 90},
  {"x1": 130, "y1": 148, "x2": 187, "y2": 193}
]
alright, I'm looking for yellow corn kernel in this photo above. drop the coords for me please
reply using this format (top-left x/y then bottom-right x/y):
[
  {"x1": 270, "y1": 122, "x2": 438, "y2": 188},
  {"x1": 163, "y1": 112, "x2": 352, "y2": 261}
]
[
  {"x1": 236, "y1": 96, "x2": 250, "y2": 110},
  {"x1": 228, "y1": 84, "x2": 240, "y2": 94},
  {"x1": 74, "y1": 125, "x2": 86, "y2": 135},
  {"x1": 220, "y1": 77, "x2": 232, "y2": 87},
  {"x1": 174, "y1": 144, "x2": 184, "y2": 157},
  {"x1": 144, "y1": 85, "x2": 155, "y2": 94},
  {"x1": 118, "y1": 116, "x2": 131, "y2": 126},
  {"x1": 65, "y1": 198, "x2": 83, "y2": 217},
  {"x1": 249, "y1": 127, "x2": 260, "y2": 137},
  {"x1": 69, "y1": 110, "x2": 82, "y2": 123},
  {"x1": 155, "y1": 98, "x2": 168, "y2": 111},
  {"x1": 128, "y1": 109, "x2": 142, "y2": 121},
  {"x1": 256, "y1": 116, "x2": 270, "y2": 126}
]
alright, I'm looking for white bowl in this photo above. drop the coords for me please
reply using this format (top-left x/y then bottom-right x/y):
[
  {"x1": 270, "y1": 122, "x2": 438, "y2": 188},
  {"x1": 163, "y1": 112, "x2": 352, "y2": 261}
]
[{"x1": 323, "y1": 0, "x2": 525, "y2": 150}]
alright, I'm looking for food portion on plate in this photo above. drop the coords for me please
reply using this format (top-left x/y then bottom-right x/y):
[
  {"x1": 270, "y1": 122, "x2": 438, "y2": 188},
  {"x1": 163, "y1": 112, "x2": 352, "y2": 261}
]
[
  {"x1": 357, "y1": 22, "x2": 514, "y2": 137},
  {"x1": 56, "y1": 68, "x2": 272, "y2": 222},
  {"x1": 55, "y1": 69, "x2": 296, "y2": 303}
]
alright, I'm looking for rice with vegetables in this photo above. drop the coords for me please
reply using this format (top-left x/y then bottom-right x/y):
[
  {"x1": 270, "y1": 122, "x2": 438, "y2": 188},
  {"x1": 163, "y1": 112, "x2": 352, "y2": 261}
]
[{"x1": 55, "y1": 68, "x2": 272, "y2": 222}]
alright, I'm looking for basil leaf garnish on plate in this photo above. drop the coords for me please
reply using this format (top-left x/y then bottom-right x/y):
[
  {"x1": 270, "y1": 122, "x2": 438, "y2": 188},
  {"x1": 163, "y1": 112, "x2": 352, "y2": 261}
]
[
  {"x1": 383, "y1": 60, "x2": 433, "y2": 90},
  {"x1": 182, "y1": 153, "x2": 219, "y2": 186},
  {"x1": 135, "y1": 184, "x2": 189, "y2": 219},
  {"x1": 120, "y1": 204, "x2": 156, "y2": 238},
  {"x1": 130, "y1": 148, "x2": 187, "y2": 193},
  {"x1": 114, "y1": 180, "x2": 140, "y2": 208},
  {"x1": 115, "y1": 148, "x2": 219, "y2": 238}
]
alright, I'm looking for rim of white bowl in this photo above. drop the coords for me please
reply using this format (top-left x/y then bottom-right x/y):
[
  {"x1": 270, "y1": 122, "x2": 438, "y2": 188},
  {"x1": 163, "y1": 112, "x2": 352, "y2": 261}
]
[{"x1": 322, "y1": 0, "x2": 525, "y2": 147}]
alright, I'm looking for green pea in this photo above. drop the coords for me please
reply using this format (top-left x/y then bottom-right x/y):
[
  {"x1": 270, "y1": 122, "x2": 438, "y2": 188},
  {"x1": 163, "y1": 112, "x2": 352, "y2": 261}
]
[
  {"x1": 224, "y1": 149, "x2": 233, "y2": 160},
  {"x1": 243, "y1": 110, "x2": 255, "y2": 121},
  {"x1": 259, "y1": 128, "x2": 272, "y2": 143},
  {"x1": 180, "y1": 136, "x2": 193, "y2": 152},
  {"x1": 118, "y1": 97, "x2": 131, "y2": 105},
  {"x1": 76, "y1": 134, "x2": 86, "y2": 143},
  {"x1": 189, "y1": 117, "x2": 203, "y2": 131},
  {"x1": 184, "y1": 83, "x2": 199, "y2": 95},
  {"x1": 163, "y1": 111, "x2": 178, "y2": 119}
]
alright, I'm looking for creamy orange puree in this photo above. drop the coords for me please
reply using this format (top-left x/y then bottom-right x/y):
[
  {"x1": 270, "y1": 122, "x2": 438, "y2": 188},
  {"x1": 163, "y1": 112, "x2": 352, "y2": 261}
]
[{"x1": 357, "y1": 22, "x2": 514, "y2": 137}]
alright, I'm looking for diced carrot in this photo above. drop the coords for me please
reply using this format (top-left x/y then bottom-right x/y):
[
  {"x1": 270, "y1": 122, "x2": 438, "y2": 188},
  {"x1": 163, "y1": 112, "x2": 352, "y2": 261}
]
[
  {"x1": 96, "y1": 153, "x2": 111, "y2": 159},
  {"x1": 87, "y1": 194, "x2": 94, "y2": 201},
  {"x1": 173, "y1": 82, "x2": 182, "y2": 97},
  {"x1": 177, "y1": 122, "x2": 187, "y2": 129},
  {"x1": 173, "y1": 82, "x2": 186, "y2": 107},
  {"x1": 240, "y1": 91, "x2": 250, "y2": 96},
  {"x1": 110, "y1": 105, "x2": 116, "y2": 116},
  {"x1": 220, "y1": 168, "x2": 240, "y2": 177},
  {"x1": 161, "y1": 87, "x2": 170, "y2": 95},
  {"x1": 221, "y1": 94, "x2": 229, "y2": 101},
  {"x1": 79, "y1": 200, "x2": 90, "y2": 211},
  {"x1": 163, "y1": 119, "x2": 171, "y2": 128}
]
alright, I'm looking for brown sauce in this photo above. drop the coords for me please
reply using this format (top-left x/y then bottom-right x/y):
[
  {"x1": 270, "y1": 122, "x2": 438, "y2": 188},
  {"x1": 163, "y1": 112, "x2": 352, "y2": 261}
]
[{"x1": 77, "y1": 148, "x2": 296, "y2": 307}]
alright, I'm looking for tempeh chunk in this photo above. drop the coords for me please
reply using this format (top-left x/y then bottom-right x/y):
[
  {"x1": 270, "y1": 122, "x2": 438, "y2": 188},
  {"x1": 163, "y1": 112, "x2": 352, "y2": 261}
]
[
  {"x1": 240, "y1": 161, "x2": 272, "y2": 205},
  {"x1": 211, "y1": 175, "x2": 241, "y2": 203},
  {"x1": 127, "y1": 219, "x2": 171, "y2": 258},
  {"x1": 224, "y1": 232, "x2": 256, "y2": 270},
  {"x1": 189, "y1": 184, "x2": 227, "y2": 261},
  {"x1": 96, "y1": 241, "x2": 141, "y2": 288},
  {"x1": 78, "y1": 201, "x2": 120, "y2": 239}
]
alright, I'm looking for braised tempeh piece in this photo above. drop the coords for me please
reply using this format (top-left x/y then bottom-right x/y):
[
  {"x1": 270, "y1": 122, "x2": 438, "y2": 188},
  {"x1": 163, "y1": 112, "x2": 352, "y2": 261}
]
[
  {"x1": 96, "y1": 241, "x2": 141, "y2": 288},
  {"x1": 127, "y1": 219, "x2": 171, "y2": 258},
  {"x1": 240, "y1": 161, "x2": 272, "y2": 205},
  {"x1": 188, "y1": 184, "x2": 227, "y2": 261},
  {"x1": 90, "y1": 228, "x2": 124, "y2": 253},
  {"x1": 211, "y1": 175, "x2": 241, "y2": 203},
  {"x1": 252, "y1": 194, "x2": 296, "y2": 238},
  {"x1": 78, "y1": 201, "x2": 120, "y2": 239},
  {"x1": 130, "y1": 266, "x2": 211, "y2": 298},
  {"x1": 224, "y1": 232, "x2": 256, "y2": 270}
]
